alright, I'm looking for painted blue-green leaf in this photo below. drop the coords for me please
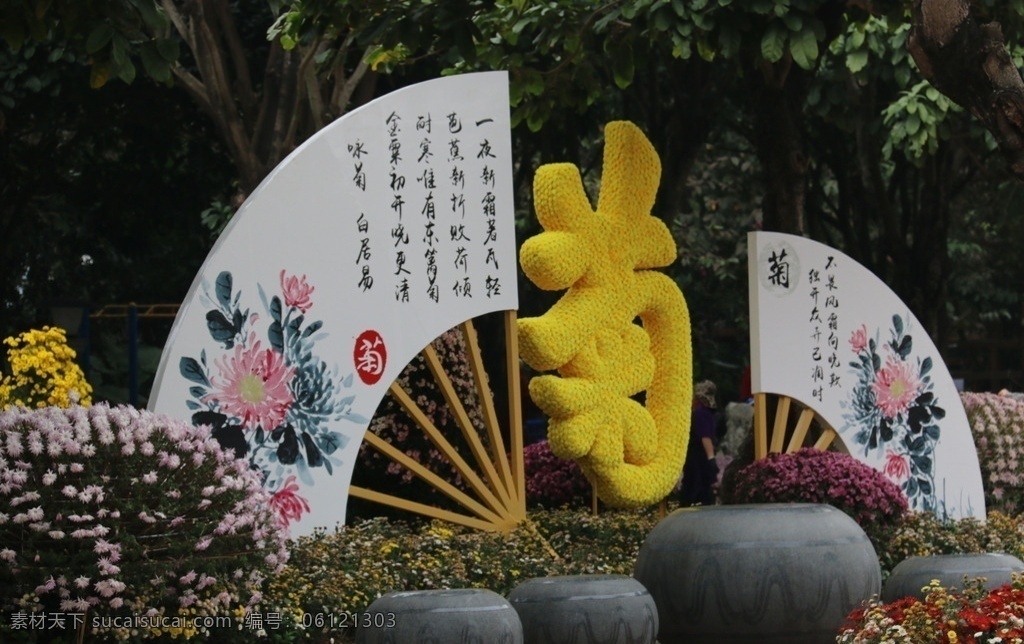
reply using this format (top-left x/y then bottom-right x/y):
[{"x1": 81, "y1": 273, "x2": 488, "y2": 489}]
[
  {"x1": 215, "y1": 271, "x2": 233, "y2": 310},
  {"x1": 180, "y1": 357, "x2": 210, "y2": 386},
  {"x1": 302, "y1": 431, "x2": 323, "y2": 467},
  {"x1": 287, "y1": 314, "x2": 304, "y2": 340},
  {"x1": 270, "y1": 295, "x2": 283, "y2": 324},
  {"x1": 302, "y1": 320, "x2": 323, "y2": 338},
  {"x1": 269, "y1": 320, "x2": 284, "y2": 353},
  {"x1": 296, "y1": 458, "x2": 314, "y2": 486},
  {"x1": 897, "y1": 335, "x2": 912, "y2": 359},
  {"x1": 319, "y1": 432, "x2": 349, "y2": 455},
  {"x1": 206, "y1": 310, "x2": 235, "y2": 344}
]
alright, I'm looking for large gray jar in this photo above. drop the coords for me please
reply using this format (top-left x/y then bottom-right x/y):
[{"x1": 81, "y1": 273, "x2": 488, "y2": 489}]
[
  {"x1": 508, "y1": 574, "x2": 658, "y2": 644},
  {"x1": 356, "y1": 588, "x2": 522, "y2": 644},
  {"x1": 633, "y1": 503, "x2": 880, "y2": 644},
  {"x1": 883, "y1": 553, "x2": 1024, "y2": 602}
]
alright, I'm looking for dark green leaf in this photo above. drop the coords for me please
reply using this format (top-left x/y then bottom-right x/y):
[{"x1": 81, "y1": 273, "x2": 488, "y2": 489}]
[
  {"x1": 139, "y1": 40, "x2": 171, "y2": 82},
  {"x1": 85, "y1": 23, "x2": 114, "y2": 55},
  {"x1": 760, "y1": 23, "x2": 785, "y2": 63},
  {"x1": 611, "y1": 43, "x2": 635, "y2": 90}
]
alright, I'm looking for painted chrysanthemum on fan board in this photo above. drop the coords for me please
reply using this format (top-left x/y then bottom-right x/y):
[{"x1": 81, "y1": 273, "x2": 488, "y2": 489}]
[
  {"x1": 843, "y1": 314, "x2": 944, "y2": 513},
  {"x1": 179, "y1": 270, "x2": 366, "y2": 529}
]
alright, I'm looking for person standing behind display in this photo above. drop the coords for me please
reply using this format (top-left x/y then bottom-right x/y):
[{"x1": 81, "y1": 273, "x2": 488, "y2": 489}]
[{"x1": 679, "y1": 380, "x2": 719, "y2": 507}]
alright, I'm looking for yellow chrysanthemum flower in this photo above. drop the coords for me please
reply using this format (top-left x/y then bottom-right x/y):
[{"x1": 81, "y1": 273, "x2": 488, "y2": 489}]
[
  {"x1": 0, "y1": 326, "x2": 92, "y2": 409},
  {"x1": 518, "y1": 121, "x2": 693, "y2": 508}
]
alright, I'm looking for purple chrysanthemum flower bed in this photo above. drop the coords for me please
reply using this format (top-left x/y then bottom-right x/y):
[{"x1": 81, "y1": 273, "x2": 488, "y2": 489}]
[
  {"x1": 727, "y1": 447, "x2": 908, "y2": 538},
  {"x1": 524, "y1": 440, "x2": 590, "y2": 508}
]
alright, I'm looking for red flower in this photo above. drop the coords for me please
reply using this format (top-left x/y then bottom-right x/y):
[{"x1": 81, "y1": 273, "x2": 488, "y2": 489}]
[
  {"x1": 269, "y1": 475, "x2": 310, "y2": 529},
  {"x1": 849, "y1": 324, "x2": 868, "y2": 353},
  {"x1": 884, "y1": 450, "x2": 911, "y2": 482},
  {"x1": 280, "y1": 270, "x2": 315, "y2": 313}
]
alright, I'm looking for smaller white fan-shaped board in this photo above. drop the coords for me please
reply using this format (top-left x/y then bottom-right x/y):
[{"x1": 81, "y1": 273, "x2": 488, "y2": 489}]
[
  {"x1": 748, "y1": 231, "x2": 984, "y2": 519},
  {"x1": 148, "y1": 72, "x2": 519, "y2": 536}
]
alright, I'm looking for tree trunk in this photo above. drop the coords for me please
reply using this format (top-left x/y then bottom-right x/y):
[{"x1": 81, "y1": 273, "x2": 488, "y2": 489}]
[
  {"x1": 748, "y1": 60, "x2": 812, "y2": 236},
  {"x1": 160, "y1": 0, "x2": 376, "y2": 202}
]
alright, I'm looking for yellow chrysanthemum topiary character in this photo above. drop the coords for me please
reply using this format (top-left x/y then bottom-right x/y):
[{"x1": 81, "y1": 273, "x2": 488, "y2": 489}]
[
  {"x1": 0, "y1": 326, "x2": 92, "y2": 409},
  {"x1": 518, "y1": 121, "x2": 692, "y2": 508}
]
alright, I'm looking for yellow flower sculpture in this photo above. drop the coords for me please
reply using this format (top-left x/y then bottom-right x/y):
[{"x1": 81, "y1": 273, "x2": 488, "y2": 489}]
[
  {"x1": 0, "y1": 326, "x2": 92, "y2": 409},
  {"x1": 518, "y1": 121, "x2": 692, "y2": 508}
]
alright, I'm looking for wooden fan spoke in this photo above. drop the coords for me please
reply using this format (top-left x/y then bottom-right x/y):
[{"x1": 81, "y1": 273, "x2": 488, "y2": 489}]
[
  {"x1": 353, "y1": 311, "x2": 526, "y2": 532},
  {"x1": 753, "y1": 392, "x2": 839, "y2": 461}
]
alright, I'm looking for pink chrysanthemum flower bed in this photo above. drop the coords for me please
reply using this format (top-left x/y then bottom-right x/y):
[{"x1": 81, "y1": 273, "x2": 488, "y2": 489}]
[
  {"x1": 0, "y1": 403, "x2": 289, "y2": 640},
  {"x1": 962, "y1": 392, "x2": 1024, "y2": 516}
]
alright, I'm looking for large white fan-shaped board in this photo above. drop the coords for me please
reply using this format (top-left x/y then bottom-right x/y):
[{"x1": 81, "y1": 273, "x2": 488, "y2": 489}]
[
  {"x1": 749, "y1": 231, "x2": 984, "y2": 519},
  {"x1": 149, "y1": 72, "x2": 518, "y2": 536}
]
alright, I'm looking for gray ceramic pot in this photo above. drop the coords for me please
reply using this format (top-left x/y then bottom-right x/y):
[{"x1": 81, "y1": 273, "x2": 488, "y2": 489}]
[
  {"x1": 882, "y1": 553, "x2": 1024, "y2": 601},
  {"x1": 355, "y1": 588, "x2": 522, "y2": 644},
  {"x1": 633, "y1": 503, "x2": 880, "y2": 644},
  {"x1": 508, "y1": 574, "x2": 658, "y2": 644}
]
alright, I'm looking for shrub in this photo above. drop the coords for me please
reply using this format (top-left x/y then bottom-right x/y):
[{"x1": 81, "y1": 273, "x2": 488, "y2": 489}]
[
  {"x1": 0, "y1": 404, "x2": 290, "y2": 642},
  {"x1": 961, "y1": 391, "x2": 1024, "y2": 516},
  {"x1": 267, "y1": 506, "x2": 661, "y2": 642},
  {"x1": 0, "y1": 327, "x2": 92, "y2": 410},
  {"x1": 724, "y1": 447, "x2": 909, "y2": 546},
  {"x1": 523, "y1": 440, "x2": 590, "y2": 508},
  {"x1": 877, "y1": 510, "x2": 1024, "y2": 577}
]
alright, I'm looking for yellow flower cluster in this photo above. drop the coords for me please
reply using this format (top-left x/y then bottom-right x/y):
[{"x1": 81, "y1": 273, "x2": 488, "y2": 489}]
[
  {"x1": 518, "y1": 121, "x2": 693, "y2": 508},
  {"x1": 0, "y1": 326, "x2": 92, "y2": 409}
]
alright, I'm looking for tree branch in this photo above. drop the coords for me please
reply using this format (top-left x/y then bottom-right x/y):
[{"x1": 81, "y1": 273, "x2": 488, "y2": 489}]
[{"x1": 909, "y1": 0, "x2": 1024, "y2": 178}]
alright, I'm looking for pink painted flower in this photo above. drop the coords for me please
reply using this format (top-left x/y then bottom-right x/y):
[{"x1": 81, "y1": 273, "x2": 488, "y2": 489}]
[
  {"x1": 206, "y1": 336, "x2": 296, "y2": 431},
  {"x1": 883, "y1": 450, "x2": 910, "y2": 482},
  {"x1": 280, "y1": 270, "x2": 315, "y2": 314},
  {"x1": 872, "y1": 356, "x2": 920, "y2": 418},
  {"x1": 268, "y1": 475, "x2": 310, "y2": 529},
  {"x1": 850, "y1": 324, "x2": 868, "y2": 353}
]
